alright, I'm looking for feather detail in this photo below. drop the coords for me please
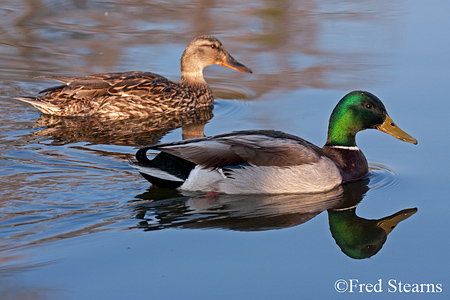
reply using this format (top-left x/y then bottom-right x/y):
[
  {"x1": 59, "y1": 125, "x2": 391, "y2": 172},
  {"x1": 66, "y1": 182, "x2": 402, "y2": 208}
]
[
  {"x1": 16, "y1": 36, "x2": 251, "y2": 118},
  {"x1": 135, "y1": 130, "x2": 343, "y2": 193},
  {"x1": 18, "y1": 71, "x2": 210, "y2": 118},
  {"x1": 139, "y1": 130, "x2": 327, "y2": 168},
  {"x1": 179, "y1": 159, "x2": 342, "y2": 194}
]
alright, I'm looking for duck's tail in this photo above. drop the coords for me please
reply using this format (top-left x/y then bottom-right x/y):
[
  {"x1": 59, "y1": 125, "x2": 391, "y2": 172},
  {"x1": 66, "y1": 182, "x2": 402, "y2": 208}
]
[
  {"x1": 15, "y1": 96, "x2": 61, "y2": 115},
  {"x1": 131, "y1": 149, "x2": 196, "y2": 189}
]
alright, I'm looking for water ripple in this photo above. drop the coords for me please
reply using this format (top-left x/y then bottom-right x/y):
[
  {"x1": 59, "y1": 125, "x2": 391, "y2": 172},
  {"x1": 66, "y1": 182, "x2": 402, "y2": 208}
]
[
  {"x1": 213, "y1": 99, "x2": 251, "y2": 121},
  {"x1": 368, "y1": 162, "x2": 401, "y2": 193}
]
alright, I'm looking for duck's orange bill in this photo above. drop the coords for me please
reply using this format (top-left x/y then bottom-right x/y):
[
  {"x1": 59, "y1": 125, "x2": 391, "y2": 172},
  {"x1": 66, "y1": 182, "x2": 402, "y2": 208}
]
[
  {"x1": 377, "y1": 115, "x2": 418, "y2": 145},
  {"x1": 219, "y1": 55, "x2": 253, "y2": 73}
]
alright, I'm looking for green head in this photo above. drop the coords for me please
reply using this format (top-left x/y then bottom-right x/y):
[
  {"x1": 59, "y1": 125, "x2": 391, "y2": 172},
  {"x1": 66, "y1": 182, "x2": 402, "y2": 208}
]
[{"x1": 325, "y1": 91, "x2": 418, "y2": 147}]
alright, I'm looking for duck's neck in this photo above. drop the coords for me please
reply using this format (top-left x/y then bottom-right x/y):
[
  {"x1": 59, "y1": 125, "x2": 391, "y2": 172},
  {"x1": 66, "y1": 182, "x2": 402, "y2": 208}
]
[
  {"x1": 179, "y1": 76, "x2": 213, "y2": 107},
  {"x1": 323, "y1": 112, "x2": 370, "y2": 181},
  {"x1": 179, "y1": 58, "x2": 214, "y2": 106},
  {"x1": 325, "y1": 116, "x2": 358, "y2": 147},
  {"x1": 180, "y1": 71, "x2": 207, "y2": 86},
  {"x1": 180, "y1": 52, "x2": 208, "y2": 86},
  {"x1": 322, "y1": 145, "x2": 368, "y2": 183}
]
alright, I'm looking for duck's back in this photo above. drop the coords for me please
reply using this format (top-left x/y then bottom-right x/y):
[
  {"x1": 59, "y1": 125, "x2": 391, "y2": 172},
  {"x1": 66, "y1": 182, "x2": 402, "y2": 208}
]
[{"x1": 18, "y1": 71, "x2": 213, "y2": 118}]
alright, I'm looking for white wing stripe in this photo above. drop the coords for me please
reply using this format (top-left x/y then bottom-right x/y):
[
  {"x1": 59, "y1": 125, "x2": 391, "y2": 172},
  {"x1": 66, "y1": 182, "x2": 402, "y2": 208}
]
[{"x1": 132, "y1": 165, "x2": 184, "y2": 182}]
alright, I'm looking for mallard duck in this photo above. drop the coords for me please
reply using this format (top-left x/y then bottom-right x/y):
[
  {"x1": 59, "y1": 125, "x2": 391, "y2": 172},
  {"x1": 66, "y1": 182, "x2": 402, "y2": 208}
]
[
  {"x1": 133, "y1": 91, "x2": 417, "y2": 194},
  {"x1": 16, "y1": 35, "x2": 252, "y2": 118}
]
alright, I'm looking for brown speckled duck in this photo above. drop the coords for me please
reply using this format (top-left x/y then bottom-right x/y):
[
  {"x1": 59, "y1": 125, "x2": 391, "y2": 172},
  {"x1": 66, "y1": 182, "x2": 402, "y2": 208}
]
[{"x1": 17, "y1": 35, "x2": 252, "y2": 118}]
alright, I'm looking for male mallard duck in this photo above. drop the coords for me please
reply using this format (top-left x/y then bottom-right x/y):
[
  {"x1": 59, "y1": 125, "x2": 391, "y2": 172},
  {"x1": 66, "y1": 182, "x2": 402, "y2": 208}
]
[
  {"x1": 16, "y1": 35, "x2": 252, "y2": 118},
  {"x1": 133, "y1": 91, "x2": 417, "y2": 194}
]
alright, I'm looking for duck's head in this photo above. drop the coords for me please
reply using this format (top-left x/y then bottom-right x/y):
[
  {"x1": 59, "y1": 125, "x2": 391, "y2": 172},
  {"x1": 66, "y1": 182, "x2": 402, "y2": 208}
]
[
  {"x1": 180, "y1": 35, "x2": 252, "y2": 82},
  {"x1": 326, "y1": 91, "x2": 418, "y2": 147}
]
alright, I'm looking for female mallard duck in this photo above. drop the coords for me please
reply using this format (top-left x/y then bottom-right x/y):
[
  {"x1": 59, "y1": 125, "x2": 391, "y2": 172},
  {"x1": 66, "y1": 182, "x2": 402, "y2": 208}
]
[
  {"x1": 16, "y1": 35, "x2": 252, "y2": 118},
  {"x1": 133, "y1": 91, "x2": 417, "y2": 194}
]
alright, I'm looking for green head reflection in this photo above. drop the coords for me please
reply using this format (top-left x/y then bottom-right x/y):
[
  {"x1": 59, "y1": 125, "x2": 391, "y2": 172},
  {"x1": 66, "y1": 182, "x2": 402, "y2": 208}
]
[{"x1": 328, "y1": 206, "x2": 417, "y2": 259}]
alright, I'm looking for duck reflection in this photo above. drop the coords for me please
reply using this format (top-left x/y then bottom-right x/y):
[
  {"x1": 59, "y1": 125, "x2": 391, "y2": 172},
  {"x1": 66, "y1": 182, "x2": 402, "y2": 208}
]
[
  {"x1": 134, "y1": 185, "x2": 345, "y2": 231},
  {"x1": 132, "y1": 179, "x2": 417, "y2": 259},
  {"x1": 30, "y1": 106, "x2": 213, "y2": 146},
  {"x1": 328, "y1": 206, "x2": 417, "y2": 259}
]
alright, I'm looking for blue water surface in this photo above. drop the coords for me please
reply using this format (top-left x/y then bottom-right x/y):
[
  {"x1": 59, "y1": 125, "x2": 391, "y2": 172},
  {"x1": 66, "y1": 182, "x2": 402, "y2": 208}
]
[{"x1": 0, "y1": 1, "x2": 449, "y2": 299}]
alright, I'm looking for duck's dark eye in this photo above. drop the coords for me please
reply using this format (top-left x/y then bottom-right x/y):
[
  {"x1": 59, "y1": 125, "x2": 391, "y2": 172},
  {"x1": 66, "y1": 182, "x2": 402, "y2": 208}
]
[
  {"x1": 210, "y1": 44, "x2": 217, "y2": 49},
  {"x1": 365, "y1": 103, "x2": 373, "y2": 109}
]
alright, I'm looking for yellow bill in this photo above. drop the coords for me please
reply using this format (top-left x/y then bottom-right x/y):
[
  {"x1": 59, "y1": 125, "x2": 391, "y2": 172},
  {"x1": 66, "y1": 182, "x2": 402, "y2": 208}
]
[
  {"x1": 377, "y1": 208, "x2": 418, "y2": 234},
  {"x1": 377, "y1": 115, "x2": 418, "y2": 145}
]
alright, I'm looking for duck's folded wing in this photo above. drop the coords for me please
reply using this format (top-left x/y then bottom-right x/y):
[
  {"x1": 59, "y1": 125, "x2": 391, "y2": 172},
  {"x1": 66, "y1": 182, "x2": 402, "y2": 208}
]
[
  {"x1": 136, "y1": 131, "x2": 325, "y2": 168},
  {"x1": 136, "y1": 138, "x2": 246, "y2": 168},
  {"x1": 38, "y1": 72, "x2": 171, "y2": 100},
  {"x1": 216, "y1": 133, "x2": 324, "y2": 166},
  {"x1": 38, "y1": 73, "x2": 125, "y2": 99},
  {"x1": 39, "y1": 71, "x2": 153, "y2": 85},
  {"x1": 107, "y1": 72, "x2": 186, "y2": 101}
]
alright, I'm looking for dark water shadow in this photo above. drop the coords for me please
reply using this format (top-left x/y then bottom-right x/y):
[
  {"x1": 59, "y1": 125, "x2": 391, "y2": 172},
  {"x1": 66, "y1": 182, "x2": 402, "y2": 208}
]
[
  {"x1": 131, "y1": 179, "x2": 417, "y2": 259},
  {"x1": 29, "y1": 106, "x2": 213, "y2": 147}
]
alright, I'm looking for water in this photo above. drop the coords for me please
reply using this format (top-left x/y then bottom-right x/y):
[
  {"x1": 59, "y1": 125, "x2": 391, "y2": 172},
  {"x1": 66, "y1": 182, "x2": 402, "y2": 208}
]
[{"x1": 1, "y1": 1, "x2": 449, "y2": 299}]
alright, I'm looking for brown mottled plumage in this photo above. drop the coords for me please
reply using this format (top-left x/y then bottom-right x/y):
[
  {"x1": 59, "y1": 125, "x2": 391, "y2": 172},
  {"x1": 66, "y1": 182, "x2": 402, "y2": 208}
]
[{"x1": 16, "y1": 35, "x2": 252, "y2": 118}]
